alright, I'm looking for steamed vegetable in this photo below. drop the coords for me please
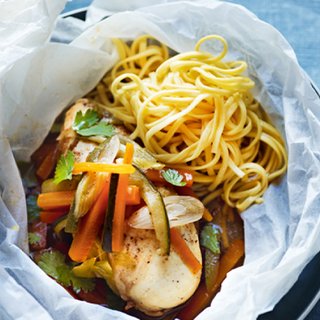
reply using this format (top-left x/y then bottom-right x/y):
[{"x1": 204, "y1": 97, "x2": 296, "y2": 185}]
[
  {"x1": 176, "y1": 239, "x2": 244, "y2": 320},
  {"x1": 118, "y1": 135, "x2": 164, "y2": 170},
  {"x1": 130, "y1": 165, "x2": 170, "y2": 255},
  {"x1": 37, "y1": 187, "x2": 139, "y2": 211},
  {"x1": 73, "y1": 172, "x2": 107, "y2": 219},
  {"x1": 37, "y1": 191, "x2": 75, "y2": 210},
  {"x1": 65, "y1": 136, "x2": 120, "y2": 231},
  {"x1": 40, "y1": 210, "x2": 68, "y2": 224},
  {"x1": 72, "y1": 162, "x2": 135, "y2": 175},
  {"x1": 111, "y1": 143, "x2": 134, "y2": 252},
  {"x1": 201, "y1": 224, "x2": 221, "y2": 290},
  {"x1": 41, "y1": 178, "x2": 79, "y2": 193},
  {"x1": 68, "y1": 176, "x2": 111, "y2": 262},
  {"x1": 72, "y1": 109, "x2": 115, "y2": 137},
  {"x1": 37, "y1": 250, "x2": 95, "y2": 293},
  {"x1": 102, "y1": 174, "x2": 118, "y2": 253},
  {"x1": 36, "y1": 145, "x2": 59, "y2": 181},
  {"x1": 170, "y1": 227, "x2": 202, "y2": 274},
  {"x1": 53, "y1": 151, "x2": 75, "y2": 184},
  {"x1": 128, "y1": 195, "x2": 204, "y2": 229}
]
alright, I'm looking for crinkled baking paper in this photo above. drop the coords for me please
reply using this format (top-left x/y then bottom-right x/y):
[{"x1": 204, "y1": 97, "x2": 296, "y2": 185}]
[{"x1": 1, "y1": 0, "x2": 320, "y2": 319}]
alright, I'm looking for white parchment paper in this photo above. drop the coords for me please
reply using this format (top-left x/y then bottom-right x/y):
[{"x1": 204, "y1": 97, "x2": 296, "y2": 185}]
[{"x1": 1, "y1": 0, "x2": 320, "y2": 319}]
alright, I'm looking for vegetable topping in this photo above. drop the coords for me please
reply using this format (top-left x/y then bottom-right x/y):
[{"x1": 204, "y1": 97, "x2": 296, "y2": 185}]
[{"x1": 53, "y1": 151, "x2": 75, "y2": 184}]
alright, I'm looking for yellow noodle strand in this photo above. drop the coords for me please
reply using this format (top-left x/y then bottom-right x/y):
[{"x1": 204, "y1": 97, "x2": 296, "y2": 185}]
[{"x1": 91, "y1": 34, "x2": 287, "y2": 212}]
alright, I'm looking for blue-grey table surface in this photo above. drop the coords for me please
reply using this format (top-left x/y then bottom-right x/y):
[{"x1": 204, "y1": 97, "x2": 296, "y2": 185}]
[{"x1": 63, "y1": 1, "x2": 320, "y2": 319}]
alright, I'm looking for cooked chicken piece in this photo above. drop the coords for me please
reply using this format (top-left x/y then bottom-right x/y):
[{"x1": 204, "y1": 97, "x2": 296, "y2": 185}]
[
  {"x1": 111, "y1": 223, "x2": 202, "y2": 316},
  {"x1": 72, "y1": 140, "x2": 97, "y2": 163},
  {"x1": 57, "y1": 128, "x2": 77, "y2": 156}
]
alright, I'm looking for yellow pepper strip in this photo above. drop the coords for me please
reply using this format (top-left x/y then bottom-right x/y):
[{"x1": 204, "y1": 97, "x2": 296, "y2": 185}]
[
  {"x1": 72, "y1": 257, "x2": 97, "y2": 278},
  {"x1": 73, "y1": 162, "x2": 135, "y2": 175}
]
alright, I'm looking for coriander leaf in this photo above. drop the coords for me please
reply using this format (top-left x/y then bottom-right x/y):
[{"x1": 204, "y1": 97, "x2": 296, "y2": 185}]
[
  {"x1": 37, "y1": 250, "x2": 95, "y2": 293},
  {"x1": 28, "y1": 232, "x2": 41, "y2": 245},
  {"x1": 72, "y1": 109, "x2": 99, "y2": 131},
  {"x1": 38, "y1": 250, "x2": 66, "y2": 280},
  {"x1": 200, "y1": 224, "x2": 221, "y2": 254},
  {"x1": 77, "y1": 122, "x2": 115, "y2": 137},
  {"x1": 26, "y1": 194, "x2": 40, "y2": 222},
  {"x1": 53, "y1": 151, "x2": 75, "y2": 185},
  {"x1": 70, "y1": 273, "x2": 96, "y2": 294},
  {"x1": 161, "y1": 169, "x2": 186, "y2": 187}
]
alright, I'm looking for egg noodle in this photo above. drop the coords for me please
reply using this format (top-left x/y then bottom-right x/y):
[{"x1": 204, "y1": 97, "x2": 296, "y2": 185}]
[{"x1": 88, "y1": 35, "x2": 287, "y2": 212}]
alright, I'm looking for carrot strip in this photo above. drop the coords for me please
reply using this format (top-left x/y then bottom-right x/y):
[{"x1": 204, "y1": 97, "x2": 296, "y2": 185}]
[
  {"x1": 125, "y1": 185, "x2": 140, "y2": 205},
  {"x1": 37, "y1": 186, "x2": 140, "y2": 210},
  {"x1": 69, "y1": 177, "x2": 111, "y2": 262},
  {"x1": 40, "y1": 210, "x2": 67, "y2": 224},
  {"x1": 36, "y1": 146, "x2": 59, "y2": 181},
  {"x1": 37, "y1": 191, "x2": 75, "y2": 210},
  {"x1": 112, "y1": 143, "x2": 134, "y2": 252},
  {"x1": 73, "y1": 162, "x2": 135, "y2": 175},
  {"x1": 203, "y1": 208, "x2": 213, "y2": 222},
  {"x1": 176, "y1": 239, "x2": 244, "y2": 320},
  {"x1": 146, "y1": 168, "x2": 194, "y2": 187},
  {"x1": 170, "y1": 227, "x2": 202, "y2": 274}
]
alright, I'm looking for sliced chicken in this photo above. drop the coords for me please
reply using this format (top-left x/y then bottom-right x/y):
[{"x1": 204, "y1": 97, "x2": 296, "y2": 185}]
[
  {"x1": 112, "y1": 223, "x2": 202, "y2": 316},
  {"x1": 72, "y1": 140, "x2": 97, "y2": 163}
]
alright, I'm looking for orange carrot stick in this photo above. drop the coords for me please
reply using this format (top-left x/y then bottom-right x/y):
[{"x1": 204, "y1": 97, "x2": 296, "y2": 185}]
[
  {"x1": 40, "y1": 210, "x2": 67, "y2": 224},
  {"x1": 125, "y1": 185, "x2": 140, "y2": 205},
  {"x1": 203, "y1": 208, "x2": 213, "y2": 222},
  {"x1": 170, "y1": 227, "x2": 202, "y2": 274},
  {"x1": 73, "y1": 162, "x2": 135, "y2": 175},
  {"x1": 37, "y1": 186, "x2": 140, "y2": 210},
  {"x1": 68, "y1": 177, "x2": 111, "y2": 262},
  {"x1": 112, "y1": 143, "x2": 134, "y2": 252},
  {"x1": 176, "y1": 239, "x2": 244, "y2": 320},
  {"x1": 36, "y1": 146, "x2": 60, "y2": 181},
  {"x1": 37, "y1": 191, "x2": 75, "y2": 210}
]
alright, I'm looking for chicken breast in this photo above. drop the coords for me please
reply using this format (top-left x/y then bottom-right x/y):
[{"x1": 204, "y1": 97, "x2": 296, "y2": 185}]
[{"x1": 112, "y1": 223, "x2": 202, "y2": 316}]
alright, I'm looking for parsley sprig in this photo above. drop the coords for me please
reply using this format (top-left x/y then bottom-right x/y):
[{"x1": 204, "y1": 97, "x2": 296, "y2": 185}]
[
  {"x1": 37, "y1": 250, "x2": 95, "y2": 294},
  {"x1": 72, "y1": 109, "x2": 115, "y2": 137},
  {"x1": 53, "y1": 151, "x2": 75, "y2": 185},
  {"x1": 161, "y1": 169, "x2": 186, "y2": 187}
]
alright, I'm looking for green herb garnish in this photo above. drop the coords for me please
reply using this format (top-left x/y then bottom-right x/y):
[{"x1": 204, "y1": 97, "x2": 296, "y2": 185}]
[
  {"x1": 72, "y1": 109, "x2": 115, "y2": 137},
  {"x1": 77, "y1": 122, "x2": 114, "y2": 137},
  {"x1": 28, "y1": 232, "x2": 41, "y2": 245},
  {"x1": 26, "y1": 194, "x2": 40, "y2": 222},
  {"x1": 53, "y1": 151, "x2": 75, "y2": 185},
  {"x1": 73, "y1": 109, "x2": 100, "y2": 131},
  {"x1": 38, "y1": 250, "x2": 95, "y2": 293},
  {"x1": 161, "y1": 169, "x2": 186, "y2": 187},
  {"x1": 200, "y1": 224, "x2": 221, "y2": 254}
]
